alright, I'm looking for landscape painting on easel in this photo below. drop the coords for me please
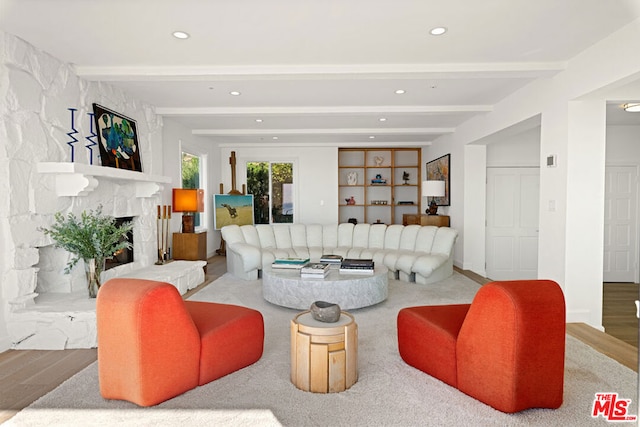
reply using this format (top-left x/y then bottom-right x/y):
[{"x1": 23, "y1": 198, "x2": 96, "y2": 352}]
[
  {"x1": 214, "y1": 194, "x2": 254, "y2": 230},
  {"x1": 92, "y1": 103, "x2": 143, "y2": 172}
]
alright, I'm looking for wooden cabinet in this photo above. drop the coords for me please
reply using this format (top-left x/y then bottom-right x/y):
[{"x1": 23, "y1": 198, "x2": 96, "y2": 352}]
[
  {"x1": 338, "y1": 148, "x2": 421, "y2": 224},
  {"x1": 402, "y1": 214, "x2": 450, "y2": 227},
  {"x1": 173, "y1": 231, "x2": 207, "y2": 265}
]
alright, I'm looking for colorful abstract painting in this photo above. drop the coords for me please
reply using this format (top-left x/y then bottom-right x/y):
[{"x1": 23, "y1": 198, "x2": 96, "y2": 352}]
[
  {"x1": 92, "y1": 103, "x2": 142, "y2": 172},
  {"x1": 425, "y1": 154, "x2": 450, "y2": 206}
]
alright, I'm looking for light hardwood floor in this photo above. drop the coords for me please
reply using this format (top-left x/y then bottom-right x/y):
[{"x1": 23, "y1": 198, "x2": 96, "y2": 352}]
[
  {"x1": 0, "y1": 259, "x2": 637, "y2": 423},
  {"x1": 602, "y1": 282, "x2": 639, "y2": 348}
]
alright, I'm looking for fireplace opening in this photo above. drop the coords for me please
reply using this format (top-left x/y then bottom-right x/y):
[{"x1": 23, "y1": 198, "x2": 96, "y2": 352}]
[{"x1": 105, "y1": 216, "x2": 134, "y2": 270}]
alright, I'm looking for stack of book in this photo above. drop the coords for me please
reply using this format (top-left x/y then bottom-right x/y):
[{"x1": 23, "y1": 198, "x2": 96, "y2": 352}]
[
  {"x1": 340, "y1": 258, "x2": 375, "y2": 274},
  {"x1": 320, "y1": 254, "x2": 343, "y2": 268},
  {"x1": 272, "y1": 257, "x2": 310, "y2": 270},
  {"x1": 300, "y1": 263, "x2": 330, "y2": 278}
]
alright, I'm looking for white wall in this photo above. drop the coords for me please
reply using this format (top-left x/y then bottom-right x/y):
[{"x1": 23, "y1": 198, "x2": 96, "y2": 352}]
[
  {"x1": 607, "y1": 125, "x2": 640, "y2": 163},
  {"x1": 461, "y1": 145, "x2": 485, "y2": 273},
  {"x1": 218, "y1": 145, "x2": 339, "y2": 225},
  {"x1": 436, "y1": 18, "x2": 640, "y2": 328},
  {"x1": 486, "y1": 127, "x2": 540, "y2": 167},
  {"x1": 460, "y1": 127, "x2": 541, "y2": 277}
]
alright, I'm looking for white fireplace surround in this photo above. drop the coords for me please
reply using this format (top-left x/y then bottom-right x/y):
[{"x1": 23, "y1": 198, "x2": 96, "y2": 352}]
[{"x1": 6, "y1": 162, "x2": 176, "y2": 350}]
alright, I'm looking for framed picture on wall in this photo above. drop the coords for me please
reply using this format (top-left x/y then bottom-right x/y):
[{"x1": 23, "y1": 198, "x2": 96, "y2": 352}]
[
  {"x1": 213, "y1": 194, "x2": 255, "y2": 230},
  {"x1": 92, "y1": 103, "x2": 143, "y2": 172},
  {"x1": 425, "y1": 153, "x2": 450, "y2": 206}
]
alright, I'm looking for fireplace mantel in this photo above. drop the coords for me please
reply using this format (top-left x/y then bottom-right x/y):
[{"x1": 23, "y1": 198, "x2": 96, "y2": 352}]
[{"x1": 37, "y1": 162, "x2": 172, "y2": 197}]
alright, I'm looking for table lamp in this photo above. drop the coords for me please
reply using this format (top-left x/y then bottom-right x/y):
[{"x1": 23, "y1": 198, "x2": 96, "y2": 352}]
[
  {"x1": 172, "y1": 188, "x2": 205, "y2": 233},
  {"x1": 422, "y1": 180, "x2": 445, "y2": 215}
]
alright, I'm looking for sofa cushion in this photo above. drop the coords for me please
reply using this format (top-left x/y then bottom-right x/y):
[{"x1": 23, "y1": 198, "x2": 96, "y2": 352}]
[
  {"x1": 398, "y1": 304, "x2": 470, "y2": 388},
  {"x1": 290, "y1": 224, "x2": 307, "y2": 247},
  {"x1": 256, "y1": 224, "x2": 277, "y2": 248},
  {"x1": 222, "y1": 224, "x2": 245, "y2": 244},
  {"x1": 414, "y1": 226, "x2": 437, "y2": 253},
  {"x1": 352, "y1": 223, "x2": 371, "y2": 248},
  {"x1": 240, "y1": 224, "x2": 261, "y2": 247},
  {"x1": 432, "y1": 227, "x2": 458, "y2": 256},
  {"x1": 399, "y1": 225, "x2": 420, "y2": 250},
  {"x1": 412, "y1": 253, "x2": 450, "y2": 277},
  {"x1": 306, "y1": 224, "x2": 323, "y2": 247},
  {"x1": 322, "y1": 224, "x2": 339, "y2": 250},
  {"x1": 368, "y1": 224, "x2": 387, "y2": 249},
  {"x1": 273, "y1": 224, "x2": 293, "y2": 248},
  {"x1": 185, "y1": 301, "x2": 264, "y2": 385}
]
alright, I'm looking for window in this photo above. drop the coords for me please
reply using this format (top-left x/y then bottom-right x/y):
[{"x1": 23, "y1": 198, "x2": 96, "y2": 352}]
[
  {"x1": 247, "y1": 161, "x2": 294, "y2": 224},
  {"x1": 181, "y1": 151, "x2": 202, "y2": 228}
]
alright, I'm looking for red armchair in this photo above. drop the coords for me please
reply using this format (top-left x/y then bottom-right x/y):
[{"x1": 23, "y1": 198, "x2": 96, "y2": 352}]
[
  {"x1": 97, "y1": 278, "x2": 264, "y2": 406},
  {"x1": 397, "y1": 280, "x2": 565, "y2": 413}
]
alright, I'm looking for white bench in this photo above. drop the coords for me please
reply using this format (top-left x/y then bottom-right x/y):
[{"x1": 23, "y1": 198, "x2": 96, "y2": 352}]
[{"x1": 118, "y1": 260, "x2": 206, "y2": 294}]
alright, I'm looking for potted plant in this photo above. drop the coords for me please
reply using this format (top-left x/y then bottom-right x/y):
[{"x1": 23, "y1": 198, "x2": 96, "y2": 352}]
[{"x1": 41, "y1": 205, "x2": 133, "y2": 298}]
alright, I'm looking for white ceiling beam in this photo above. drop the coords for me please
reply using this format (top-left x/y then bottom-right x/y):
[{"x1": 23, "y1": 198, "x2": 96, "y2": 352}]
[
  {"x1": 216, "y1": 141, "x2": 434, "y2": 148},
  {"x1": 76, "y1": 62, "x2": 565, "y2": 81},
  {"x1": 192, "y1": 128, "x2": 454, "y2": 136},
  {"x1": 158, "y1": 105, "x2": 492, "y2": 116}
]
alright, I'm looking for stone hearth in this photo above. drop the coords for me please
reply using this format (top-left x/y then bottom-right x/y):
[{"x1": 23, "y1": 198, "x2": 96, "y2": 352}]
[
  {"x1": 8, "y1": 260, "x2": 206, "y2": 350},
  {"x1": 5, "y1": 162, "x2": 183, "y2": 350}
]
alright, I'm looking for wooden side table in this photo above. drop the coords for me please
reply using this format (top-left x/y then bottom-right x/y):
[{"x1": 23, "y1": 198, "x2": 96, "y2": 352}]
[
  {"x1": 402, "y1": 214, "x2": 450, "y2": 227},
  {"x1": 172, "y1": 231, "x2": 207, "y2": 271},
  {"x1": 290, "y1": 311, "x2": 357, "y2": 393}
]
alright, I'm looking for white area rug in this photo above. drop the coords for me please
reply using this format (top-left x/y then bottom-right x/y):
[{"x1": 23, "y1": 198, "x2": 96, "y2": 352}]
[{"x1": 5, "y1": 273, "x2": 637, "y2": 426}]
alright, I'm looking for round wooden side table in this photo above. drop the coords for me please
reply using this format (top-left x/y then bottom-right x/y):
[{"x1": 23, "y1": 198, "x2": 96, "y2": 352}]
[{"x1": 290, "y1": 310, "x2": 358, "y2": 393}]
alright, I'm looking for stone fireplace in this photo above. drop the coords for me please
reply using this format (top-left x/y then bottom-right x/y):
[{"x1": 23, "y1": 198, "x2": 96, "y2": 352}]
[
  {"x1": 0, "y1": 32, "x2": 194, "y2": 352},
  {"x1": 105, "y1": 216, "x2": 135, "y2": 271},
  {"x1": 6, "y1": 162, "x2": 172, "y2": 349}
]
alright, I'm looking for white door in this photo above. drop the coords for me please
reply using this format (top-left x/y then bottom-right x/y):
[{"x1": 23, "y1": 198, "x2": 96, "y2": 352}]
[
  {"x1": 603, "y1": 165, "x2": 638, "y2": 283},
  {"x1": 486, "y1": 167, "x2": 540, "y2": 281}
]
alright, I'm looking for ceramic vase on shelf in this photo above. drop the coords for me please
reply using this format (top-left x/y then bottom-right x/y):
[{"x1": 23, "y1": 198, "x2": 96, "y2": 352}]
[
  {"x1": 85, "y1": 258, "x2": 105, "y2": 298},
  {"x1": 347, "y1": 172, "x2": 358, "y2": 185}
]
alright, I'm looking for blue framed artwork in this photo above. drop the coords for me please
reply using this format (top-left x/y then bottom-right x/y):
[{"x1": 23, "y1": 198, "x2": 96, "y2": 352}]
[{"x1": 214, "y1": 194, "x2": 255, "y2": 230}]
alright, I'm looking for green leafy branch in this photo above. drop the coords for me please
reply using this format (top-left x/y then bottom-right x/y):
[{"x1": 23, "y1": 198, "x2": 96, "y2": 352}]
[{"x1": 40, "y1": 205, "x2": 133, "y2": 273}]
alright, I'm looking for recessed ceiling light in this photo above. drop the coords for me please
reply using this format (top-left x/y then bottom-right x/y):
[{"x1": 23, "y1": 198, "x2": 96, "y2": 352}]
[
  {"x1": 255, "y1": 119, "x2": 263, "y2": 123},
  {"x1": 272, "y1": 136, "x2": 279, "y2": 140},
  {"x1": 395, "y1": 89, "x2": 405, "y2": 94},
  {"x1": 430, "y1": 27, "x2": 447, "y2": 36},
  {"x1": 230, "y1": 91, "x2": 241, "y2": 96},
  {"x1": 172, "y1": 31, "x2": 190, "y2": 39},
  {"x1": 623, "y1": 103, "x2": 640, "y2": 112},
  {"x1": 379, "y1": 118, "x2": 387, "y2": 122},
  {"x1": 369, "y1": 136, "x2": 375, "y2": 139}
]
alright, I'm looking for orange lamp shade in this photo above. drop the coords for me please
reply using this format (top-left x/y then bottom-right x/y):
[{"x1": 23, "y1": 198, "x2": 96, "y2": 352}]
[{"x1": 172, "y1": 189, "x2": 205, "y2": 213}]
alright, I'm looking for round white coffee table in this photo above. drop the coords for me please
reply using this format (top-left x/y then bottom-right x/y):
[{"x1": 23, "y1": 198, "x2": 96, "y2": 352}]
[{"x1": 262, "y1": 266, "x2": 388, "y2": 310}]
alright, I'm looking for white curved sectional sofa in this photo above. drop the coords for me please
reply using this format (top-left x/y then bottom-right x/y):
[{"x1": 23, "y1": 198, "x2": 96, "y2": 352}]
[{"x1": 221, "y1": 223, "x2": 458, "y2": 285}]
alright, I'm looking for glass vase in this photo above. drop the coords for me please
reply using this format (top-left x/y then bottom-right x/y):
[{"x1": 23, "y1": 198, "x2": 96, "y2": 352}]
[{"x1": 85, "y1": 258, "x2": 105, "y2": 298}]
